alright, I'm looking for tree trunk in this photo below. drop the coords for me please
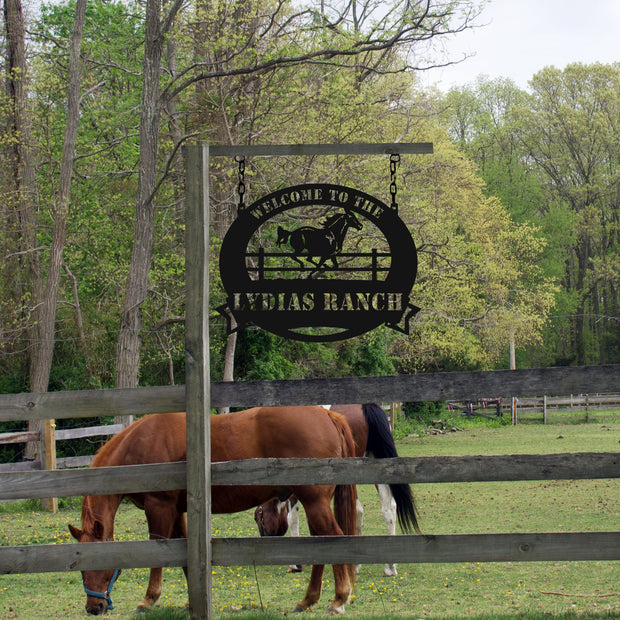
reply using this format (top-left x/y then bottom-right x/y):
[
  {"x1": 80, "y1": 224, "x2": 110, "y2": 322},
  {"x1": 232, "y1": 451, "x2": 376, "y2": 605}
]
[
  {"x1": 114, "y1": 0, "x2": 164, "y2": 425},
  {"x1": 30, "y1": 0, "x2": 86, "y2": 387},
  {"x1": 19, "y1": 0, "x2": 86, "y2": 512},
  {"x1": 3, "y1": 0, "x2": 38, "y2": 364},
  {"x1": 114, "y1": 0, "x2": 184, "y2": 422},
  {"x1": 3, "y1": 0, "x2": 41, "y2": 459}
]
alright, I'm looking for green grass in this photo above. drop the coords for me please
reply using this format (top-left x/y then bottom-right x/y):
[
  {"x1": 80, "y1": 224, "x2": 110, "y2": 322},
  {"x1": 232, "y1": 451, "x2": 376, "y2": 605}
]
[
  {"x1": 1, "y1": 421, "x2": 618, "y2": 619},
  {"x1": 137, "y1": 611, "x2": 620, "y2": 620}
]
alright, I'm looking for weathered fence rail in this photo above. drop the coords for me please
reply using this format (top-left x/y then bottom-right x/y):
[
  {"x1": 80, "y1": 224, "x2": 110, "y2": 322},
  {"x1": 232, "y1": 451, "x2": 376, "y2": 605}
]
[
  {"x1": 2, "y1": 452, "x2": 618, "y2": 501},
  {"x1": 1, "y1": 365, "x2": 618, "y2": 473},
  {"x1": 1, "y1": 365, "x2": 618, "y2": 423},
  {"x1": 4, "y1": 394, "x2": 619, "y2": 475},
  {"x1": 3, "y1": 388, "x2": 618, "y2": 473},
  {"x1": 5, "y1": 532, "x2": 620, "y2": 576}
]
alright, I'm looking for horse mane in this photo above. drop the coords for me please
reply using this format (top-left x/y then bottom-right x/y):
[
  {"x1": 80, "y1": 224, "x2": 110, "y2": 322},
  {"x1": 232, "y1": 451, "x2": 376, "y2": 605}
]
[
  {"x1": 91, "y1": 424, "x2": 127, "y2": 468},
  {"x1": 90, "y1": 414, "x2": 153, "y2": 467},
  {"x1": 80, "y1": 495, "x2": 98, "y2": 528},
  {"x1": 79, "y1": 420, "x2": 143, "y2": 533},
  {"x1": 320, "y1": 213, "x2": 341, "y2": 226}
]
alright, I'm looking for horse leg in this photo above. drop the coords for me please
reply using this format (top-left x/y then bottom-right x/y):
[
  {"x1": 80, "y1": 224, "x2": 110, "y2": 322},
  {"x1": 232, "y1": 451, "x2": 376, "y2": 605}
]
[
  {"x1": 287, "y1": 499, "x2": 303, "y2": 573},
  {"x1": 172, "y1": 511, "x2": 189, "y2": 582},
  {"x1": 294, "y1": 495, "x2": 352, "y2": 614},
  {"x1": 171, "y1": 511, "x2": 190, "y2": 608},
  {"x1": 294, "y1": 564, "x2": 326, "y2": 613},
  {"x1": 354, "y1": 497, "x2": 364, "y2": 574},
  {"x1": 376, "y1": 484, "x2": 398, "y2": 576},
  {"x1": 137, "y1": 496, "x2": 179, "y2": 611}
]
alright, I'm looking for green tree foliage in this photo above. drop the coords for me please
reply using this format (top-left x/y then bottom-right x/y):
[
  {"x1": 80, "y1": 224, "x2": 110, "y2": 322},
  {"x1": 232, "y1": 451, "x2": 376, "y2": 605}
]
[
  {"x1": 0, "y1": 0, "x2": 579, "y2": 404},
  {"x1": 442, "y1": 67, "x2": 620, "y2": 367},
  {"x1": 397, "y1": 130, "x2": 557, "y2": 372},
  {"x1": 515, "y1": 63, "x2": 620, "y2": 365}
]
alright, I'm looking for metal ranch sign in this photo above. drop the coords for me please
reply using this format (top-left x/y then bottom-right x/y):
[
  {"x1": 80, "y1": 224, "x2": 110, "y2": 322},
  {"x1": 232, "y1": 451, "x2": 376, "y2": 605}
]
[{"x1": 218, "y1": 181, "x2": 419, "y2": 342}]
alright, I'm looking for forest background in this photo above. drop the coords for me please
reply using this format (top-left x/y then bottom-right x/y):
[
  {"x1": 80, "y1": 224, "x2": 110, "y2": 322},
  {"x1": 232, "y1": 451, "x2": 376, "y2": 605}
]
[{"x1": 1, "y1": 0, "x2": 619, "y2": 457}]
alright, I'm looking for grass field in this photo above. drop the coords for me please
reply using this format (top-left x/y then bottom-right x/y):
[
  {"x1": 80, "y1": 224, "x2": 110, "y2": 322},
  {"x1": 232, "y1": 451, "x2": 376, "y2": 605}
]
[{"x1": 1, "y1": 419, "x2": 618, "y2": 619}]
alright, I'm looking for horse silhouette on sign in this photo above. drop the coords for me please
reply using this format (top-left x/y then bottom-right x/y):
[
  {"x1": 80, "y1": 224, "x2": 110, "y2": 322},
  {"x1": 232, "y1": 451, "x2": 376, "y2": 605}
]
[{"x1": 276, "y1": 210, "x2": 363, "y2": 270}]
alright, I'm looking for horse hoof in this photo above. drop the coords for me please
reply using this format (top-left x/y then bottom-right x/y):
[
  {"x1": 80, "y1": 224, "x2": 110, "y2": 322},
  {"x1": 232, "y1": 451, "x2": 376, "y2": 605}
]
[
  {"x1": 327, "y1": 603, "x2": 346, "y2": 614},
  {"x1": 287, "y1": 565, "x2": 303, "y2": 573},
  {"x1": 293, "y1": 605, "x2": 307, "y2": 613}
]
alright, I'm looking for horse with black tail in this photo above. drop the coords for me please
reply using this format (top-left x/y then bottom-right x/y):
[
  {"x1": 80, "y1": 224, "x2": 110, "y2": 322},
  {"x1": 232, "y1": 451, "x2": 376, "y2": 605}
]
[{"x1": 255, "y1": 403, "x2": 419, "y2": 576}]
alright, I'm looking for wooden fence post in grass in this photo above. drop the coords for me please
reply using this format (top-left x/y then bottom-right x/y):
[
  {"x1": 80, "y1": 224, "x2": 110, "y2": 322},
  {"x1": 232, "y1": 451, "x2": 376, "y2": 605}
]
[
  {"x1": 41, "y1": 419, "x2": 58, "y2": 513},
  {"x1": 184, "y1": 144, "x2": 212, "y2": 620}
]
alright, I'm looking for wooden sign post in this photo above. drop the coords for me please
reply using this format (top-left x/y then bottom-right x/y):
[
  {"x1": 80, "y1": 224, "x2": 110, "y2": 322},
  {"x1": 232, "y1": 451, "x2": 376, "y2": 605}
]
[
  {"x1": 183, "y1": 142, "x2": 432, "y2": 619},
  {"x1": 184, "y1": 144, "x2": 212, "y2": 619}
]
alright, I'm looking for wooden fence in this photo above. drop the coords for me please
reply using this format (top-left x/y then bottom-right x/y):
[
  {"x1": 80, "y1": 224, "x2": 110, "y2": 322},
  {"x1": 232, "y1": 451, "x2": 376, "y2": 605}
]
[
  {"x1": 3, "y1": 390, "x2": 618, "y2": 475},
  {"x1": 1, "y1": 366, "x2": 619, "y2": 616},
  {"x1": 0, "y1": 423, "x2": 123, "y2": 472},
  {"x1": 511, "y1": 393, "x2": 620, "y2": 423},
  {"x1": 2, "y1": 146, "x2": 620, "y2": 619}
]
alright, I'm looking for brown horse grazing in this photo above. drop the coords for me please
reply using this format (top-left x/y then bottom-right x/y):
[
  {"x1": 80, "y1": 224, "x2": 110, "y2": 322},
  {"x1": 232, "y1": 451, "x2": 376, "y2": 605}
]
[
  {"x1": 68, "y1": 406, "x2": 357, "y2": 615},
  {"x1": 255, "y1": 403, "x2": 419, "y2": 576}
]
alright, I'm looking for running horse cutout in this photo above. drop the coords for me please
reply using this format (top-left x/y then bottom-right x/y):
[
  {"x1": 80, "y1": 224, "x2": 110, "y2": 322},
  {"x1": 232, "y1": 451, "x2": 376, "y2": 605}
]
[
  {"x1": 68, "y1": 406, "x2": 358, "y2": 615},
  {"x1": 255, "y1": 403, "x2": 419, "y2": 576},
  {"x1": 276, "y1": 209, "x2": 363, "y2": 270}
]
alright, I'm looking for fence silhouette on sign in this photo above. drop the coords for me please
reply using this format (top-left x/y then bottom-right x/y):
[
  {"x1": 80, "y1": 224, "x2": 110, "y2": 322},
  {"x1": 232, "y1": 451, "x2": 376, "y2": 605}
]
[{"x1": 247, "y1": 247, "x2": 391, "y2": 281}]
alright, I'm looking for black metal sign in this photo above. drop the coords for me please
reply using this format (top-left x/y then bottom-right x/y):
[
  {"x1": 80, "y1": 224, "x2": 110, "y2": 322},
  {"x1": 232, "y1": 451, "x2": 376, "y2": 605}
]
[{"x1": 218, "y1": 183, "x2": 419, "y2": 341}]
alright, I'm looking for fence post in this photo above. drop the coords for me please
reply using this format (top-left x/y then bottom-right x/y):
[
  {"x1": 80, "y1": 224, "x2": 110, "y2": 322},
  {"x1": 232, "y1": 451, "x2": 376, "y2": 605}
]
[
  {"x1": 511, "y1": 397, "x2": 518, "y2": 425},
  {"x1": 41, "y1": 420, "x2": 58, "y2": 513},
  {"x1": 389, "y1": 402, "x2": 398, "y2": 432},
  {"x1": 184, "y1": 144, "x2": 212, "y2": 620},
  {"x1": 372, "y1": 248, "x2": 378, "y2": 281},
  {"x1": 258, "y1": 247, "x2": 265, "y2": 280},
  {"x1": 585, "y1": 394, "x2": 590, "y2": 423},
  {"x1": 543, "y1": 395, "x2": 547, "y2": 425}
]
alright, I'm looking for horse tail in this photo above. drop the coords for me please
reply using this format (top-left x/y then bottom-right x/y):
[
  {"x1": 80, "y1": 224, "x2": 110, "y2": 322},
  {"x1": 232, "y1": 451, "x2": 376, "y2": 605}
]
[
  {"x1": 328, "y1": 411, "x2": 357, "y2": 537},
  {"x1": 328, "y1": 410, "x2": 358, "y2": 584},
  {"x1": 362, "y1": 403, "x2": 420, "y2": 534}
]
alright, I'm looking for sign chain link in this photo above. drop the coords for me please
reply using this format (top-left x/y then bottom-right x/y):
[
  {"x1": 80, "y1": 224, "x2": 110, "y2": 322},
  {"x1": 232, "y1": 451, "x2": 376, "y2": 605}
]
[
  {"x1": 389, "y1": 153, "x2": 400, "y2": 212},
  {"x1": 235, "y1": 155, "x2": 246, "y2": 211}
]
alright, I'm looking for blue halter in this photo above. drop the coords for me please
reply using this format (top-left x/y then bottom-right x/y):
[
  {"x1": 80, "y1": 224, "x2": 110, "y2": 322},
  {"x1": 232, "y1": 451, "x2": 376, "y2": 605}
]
[
  {"x1": 82, "y1": 533, "x2": 119, "y2": 611},
  {"x1": 83, "y1": 567, "x2": 120, "y2": 610}
]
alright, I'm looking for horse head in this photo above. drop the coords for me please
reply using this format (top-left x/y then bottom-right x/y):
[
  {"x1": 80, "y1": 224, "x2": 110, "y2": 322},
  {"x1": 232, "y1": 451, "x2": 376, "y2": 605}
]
[
  {"x1": 69, "y1": 520, "x2": 121, "y2": 615},
  {"x1": 254, "y1": 499, "x2": 289, "y2": 537},
  {"x1": 345, "y1": 210, "x2": 363, "y2": 231}
]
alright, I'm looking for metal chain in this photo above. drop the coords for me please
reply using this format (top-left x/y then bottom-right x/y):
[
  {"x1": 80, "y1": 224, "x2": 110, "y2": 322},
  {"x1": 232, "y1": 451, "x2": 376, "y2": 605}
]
[
  {"x1": 236, "y1": 155, "x2": 246, "y2": 210},
  {"x1": 389, "y1": 153, "x2": 400, "y2": 211}
]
